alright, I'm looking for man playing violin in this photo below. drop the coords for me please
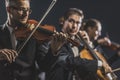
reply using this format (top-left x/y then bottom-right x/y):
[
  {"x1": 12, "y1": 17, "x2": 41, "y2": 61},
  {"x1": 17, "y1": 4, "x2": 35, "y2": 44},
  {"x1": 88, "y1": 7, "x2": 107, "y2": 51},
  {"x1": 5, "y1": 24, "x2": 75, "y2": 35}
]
[
  {"x1": 41, "y1": 8, "x2": 112, "y2": 80},
  {"x1": 81, "y1": 18, "x2": 120, "y2": 64},
  {"x1": 81, "y1": 19, "x2": 110, "y2": 58},
  {"x1": 81, "y1": 18, "x2": 118, "y2": 79},
  {"x1": 0, "y1": 0, "x2": 48, "y2": 80}
]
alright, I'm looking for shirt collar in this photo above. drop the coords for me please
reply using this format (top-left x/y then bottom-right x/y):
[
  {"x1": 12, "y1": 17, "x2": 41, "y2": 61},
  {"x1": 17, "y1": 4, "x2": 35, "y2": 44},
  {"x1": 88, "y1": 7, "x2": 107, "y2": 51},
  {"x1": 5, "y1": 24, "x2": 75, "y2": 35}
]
[{"x1": 5, "y1": 22, "x2": 14, "y2": 34}]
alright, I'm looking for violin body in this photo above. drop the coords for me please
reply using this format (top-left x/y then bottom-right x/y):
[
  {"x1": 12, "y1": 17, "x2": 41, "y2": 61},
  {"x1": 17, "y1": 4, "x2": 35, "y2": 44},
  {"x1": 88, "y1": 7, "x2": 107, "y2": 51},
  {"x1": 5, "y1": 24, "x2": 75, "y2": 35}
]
[
  {"x1": 14, "y1": 19, "x2": 56, "y2": 42},
  {"x1": 14, "y1": 19, "x2": 80, "y2": 46},
  {"x1": 80, "y1": 49, "x2": 117, "y2": 80}
]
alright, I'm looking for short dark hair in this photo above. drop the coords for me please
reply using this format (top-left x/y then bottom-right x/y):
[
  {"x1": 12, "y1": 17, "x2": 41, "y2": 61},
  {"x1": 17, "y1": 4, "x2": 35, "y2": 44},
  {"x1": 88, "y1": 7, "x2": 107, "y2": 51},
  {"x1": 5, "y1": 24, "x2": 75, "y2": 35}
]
[
  {"x1": 5, "y1": 0, "x2": 30, "y2": 7},
  {"x1": 63, "y1": 8, "x2": 84, "y2": 20},
  {"x1": 81, "y1": 18, "x2": 101, "y2": 31}
]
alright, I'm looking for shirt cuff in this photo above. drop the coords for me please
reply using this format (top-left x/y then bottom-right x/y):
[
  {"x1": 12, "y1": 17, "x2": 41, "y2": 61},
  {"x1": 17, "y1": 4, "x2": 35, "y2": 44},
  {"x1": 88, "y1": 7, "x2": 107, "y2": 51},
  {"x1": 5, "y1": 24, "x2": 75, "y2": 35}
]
[{"x1": 98, "y1": 60, "x2": 103, "y2": 67}]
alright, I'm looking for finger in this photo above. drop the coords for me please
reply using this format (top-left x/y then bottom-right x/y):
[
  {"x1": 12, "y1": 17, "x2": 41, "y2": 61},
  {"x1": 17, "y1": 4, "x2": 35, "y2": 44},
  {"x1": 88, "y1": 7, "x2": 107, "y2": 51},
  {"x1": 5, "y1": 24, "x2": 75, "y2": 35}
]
[
  {"x1": 1, "y1": 50, "x2": 11, "y2": 63},
  {"x1": 11, "y1": 50, "x2": 18, "y2": 57},
  {"x1": 4, "y1": 49, "x2": 17, "y2": 63},
  {"x1": 62, "y1": 33, "x2": 67, "y2": 42},
  {"x1": 59, "y1": 32, "x2": 65, "y2": 42},
  {"x1": 3, "y1": 50, "x2": 13, "y2": 63},
  {"x1": 52, "y1": 32, "x2": 59, "y2": 44},
  {"x1": 10, "y1": 50, "x2": 18, "y2": 62},
  {"x1": 79, "y1": 31, "x2": 85, "y2": 36},
  {"x1": 55, "y1": 32, "x2": 61, "y2": 42},
  {"x1": 104, "y1": 37, "x2": 111, "y2": 45}
]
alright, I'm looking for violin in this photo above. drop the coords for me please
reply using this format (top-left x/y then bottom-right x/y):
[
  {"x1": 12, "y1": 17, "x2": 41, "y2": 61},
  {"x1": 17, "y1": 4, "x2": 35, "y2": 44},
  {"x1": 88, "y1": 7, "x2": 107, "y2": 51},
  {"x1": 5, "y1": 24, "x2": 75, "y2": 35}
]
[
  {"x1": 97, "y1": 36, "x2": 120, "y2": 51},
  {"x1": 14, "y1": 19, "x2": 56, "y2": 42},
  {"x1": 14, "y1": 19, "x2": 80, "y2": 54},
  {"x1": 80, "y1": 49, "x2": 117, "y2": 80},
  {"x1": 105, "y1": 41, "x2": 120, "y2": 51},
  {"x1": 75, "y1": 34, "x2": 118, "y2": 80}
]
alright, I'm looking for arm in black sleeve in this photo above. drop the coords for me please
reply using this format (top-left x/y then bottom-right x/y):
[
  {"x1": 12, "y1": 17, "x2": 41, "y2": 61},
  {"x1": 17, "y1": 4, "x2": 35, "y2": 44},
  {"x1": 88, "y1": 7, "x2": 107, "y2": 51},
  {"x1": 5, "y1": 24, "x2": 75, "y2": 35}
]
[
  {"x1": 36, "y1": 41, "x2": 57, "y2": 71},
  {"x1": 71, "y1": 56, "x2": 98, "y2": 79},
  {"x1": 48, "y1": 44, "x2": 98, "y2": 73},
  {"x1": 108, "y1": 52, "x2": 120, "y2": 65},
  {"x1": 66, "y1": 55, "x2": 98, "y2": 73},
  {"x1": 93, "y1": 40, "x2": 99, "y2": 48}
]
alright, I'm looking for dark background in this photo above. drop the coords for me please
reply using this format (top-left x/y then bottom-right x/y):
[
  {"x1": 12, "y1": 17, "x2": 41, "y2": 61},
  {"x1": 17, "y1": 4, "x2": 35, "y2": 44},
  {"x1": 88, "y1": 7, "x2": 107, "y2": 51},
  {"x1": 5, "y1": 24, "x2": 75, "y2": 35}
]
[
  {"x1": 0, "y1": 0, "x2": 120, "y2": 42},
  {"x1": 0, "y1": 0, "x2": 120, "y2": 79}
]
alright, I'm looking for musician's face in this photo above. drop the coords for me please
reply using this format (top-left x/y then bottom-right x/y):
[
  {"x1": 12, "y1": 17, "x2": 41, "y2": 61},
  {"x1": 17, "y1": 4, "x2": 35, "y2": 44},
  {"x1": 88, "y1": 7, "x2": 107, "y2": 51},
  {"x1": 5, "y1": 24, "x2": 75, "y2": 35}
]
[
  {"x1": 7, "y1": 0, "x2": 31, "y2": 26},
  {"x1": 87, "y1": 23, "x2": 102, "y2": 41},
  {"x1": 62, "y1": 14, "x2": 82, "y2": 37}
]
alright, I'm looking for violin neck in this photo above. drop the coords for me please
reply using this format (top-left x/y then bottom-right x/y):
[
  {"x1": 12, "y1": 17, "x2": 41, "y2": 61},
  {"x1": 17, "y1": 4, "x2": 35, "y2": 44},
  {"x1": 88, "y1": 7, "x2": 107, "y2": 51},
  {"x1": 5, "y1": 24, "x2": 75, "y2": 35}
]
[
  {"x1": 76, "y1": 34, "x2": 100, "y2": 60},
  {"x1": 37, "y1": 27, "x2": 54, "y2": 35}
]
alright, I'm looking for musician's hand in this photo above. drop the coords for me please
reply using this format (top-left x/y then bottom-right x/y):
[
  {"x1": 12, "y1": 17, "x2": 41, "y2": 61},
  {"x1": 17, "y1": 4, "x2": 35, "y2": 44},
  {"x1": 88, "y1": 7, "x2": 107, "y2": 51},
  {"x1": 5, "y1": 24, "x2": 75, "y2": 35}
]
[
  {"x1": 102, "y1": 61, "x2": 112, "y2": 73},
  {"x1": 0, "y1": 49, "x2": 18, "y2": 63},
  {"x1": 77, "y1": 30, "x2": 91, "y2": 44},
  {"x1": 97, "y1": 37, "x2": 111, "y2": 46},
  {"x1": 50, "y1": 32, "x2": 67, "y2": 55}
]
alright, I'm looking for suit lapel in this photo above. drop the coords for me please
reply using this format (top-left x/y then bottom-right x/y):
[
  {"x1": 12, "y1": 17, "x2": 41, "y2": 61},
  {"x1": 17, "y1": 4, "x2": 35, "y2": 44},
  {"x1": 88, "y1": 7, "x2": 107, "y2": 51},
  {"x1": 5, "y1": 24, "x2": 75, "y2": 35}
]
[{"x1": 0, "y1": 24, "x2": 12, "y2": 49}]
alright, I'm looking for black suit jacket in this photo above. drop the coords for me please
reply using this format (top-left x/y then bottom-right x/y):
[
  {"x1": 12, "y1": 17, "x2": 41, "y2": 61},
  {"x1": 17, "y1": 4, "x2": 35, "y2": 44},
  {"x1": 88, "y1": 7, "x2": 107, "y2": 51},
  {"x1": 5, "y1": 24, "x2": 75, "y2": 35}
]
[
  {"x1": 44, "y1": 43, "x2": 98, "y2": 80},
  {"x1": 0, "y1": 24, "x2": 48, "y2": 80}
]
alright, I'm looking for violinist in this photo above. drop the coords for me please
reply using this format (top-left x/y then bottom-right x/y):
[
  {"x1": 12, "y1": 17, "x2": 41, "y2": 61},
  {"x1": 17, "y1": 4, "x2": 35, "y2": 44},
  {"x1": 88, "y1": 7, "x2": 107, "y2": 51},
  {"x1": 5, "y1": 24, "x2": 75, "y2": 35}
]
[
  {"x1": 43, "y1": 8, "x2": 109, "y2": 80},
  {"x1": 81, "y1": 18, "x2": 119, "y2": 80},
  {"x1": 81, "y1": 19, "x2": 109, "y2": 58},
  {"x1": 81, "y1": 18, "x2": 120, "y2": 65},
  {"x1": 0, "y1": 0, "x2": 48, "y2": 80}
]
